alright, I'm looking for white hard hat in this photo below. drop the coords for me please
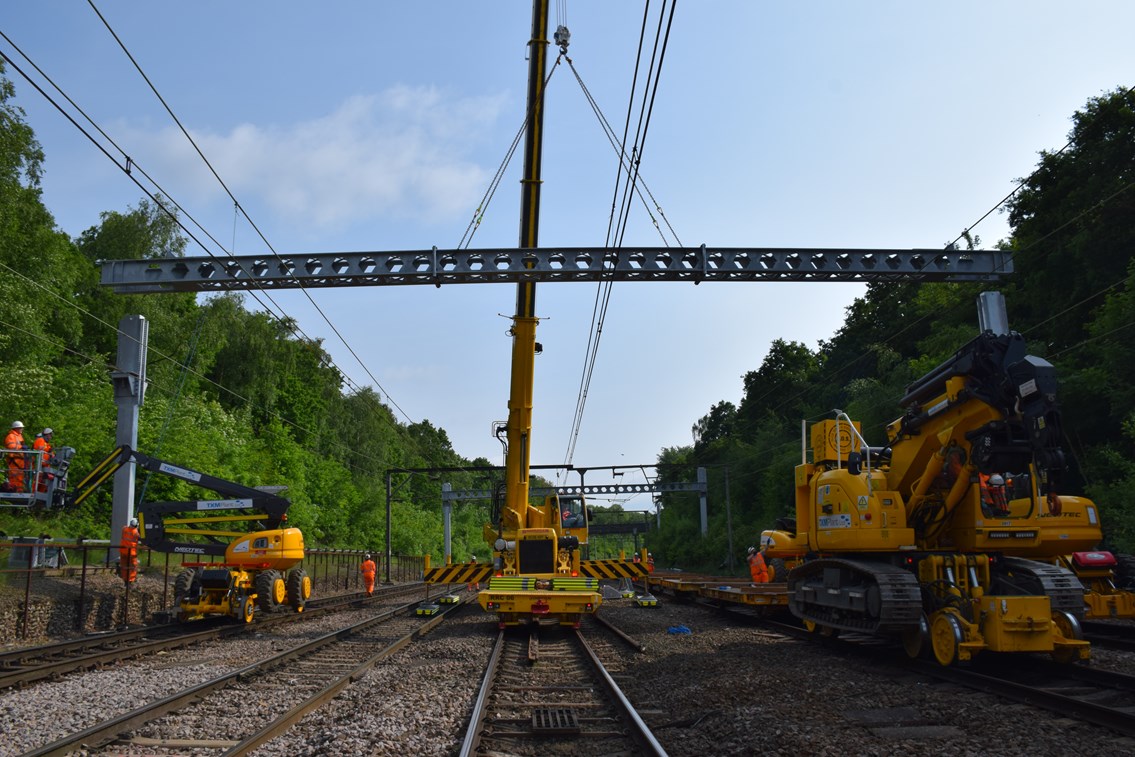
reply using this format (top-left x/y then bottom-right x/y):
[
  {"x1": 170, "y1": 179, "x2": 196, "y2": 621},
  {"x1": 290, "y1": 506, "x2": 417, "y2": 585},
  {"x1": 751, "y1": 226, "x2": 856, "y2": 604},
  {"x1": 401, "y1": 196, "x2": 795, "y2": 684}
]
[
  {"x1": 129, "y1": 518, "x2": 139, "y2": 527},
  {"x1": 989, "y1": 474, "x2": 1005, "y2": 486},
  {"x1": 11, "y1": 421, "x2": 23, "y2": 429},
  {"x1": 747, "y1": 546, "x2": 756, "y2": 554},
  {"x1": 42, "y1": 428, "x2": 53, "y2": 435}
]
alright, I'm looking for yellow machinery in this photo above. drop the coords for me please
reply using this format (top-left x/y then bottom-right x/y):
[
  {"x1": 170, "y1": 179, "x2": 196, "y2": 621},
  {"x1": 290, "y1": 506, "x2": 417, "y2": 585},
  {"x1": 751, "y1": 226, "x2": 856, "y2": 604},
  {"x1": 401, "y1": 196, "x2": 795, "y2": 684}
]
[
  {"x1": 421, "y1": 0, "x2": 644, "y2": 625},
  {"x1": 762, "y1": 293, "x2": 1094, "y2": 665},
  {"x1": 75, "y1": 446, "x2": 311, "y2": 623},
  {"x1": 476, "y1": 492, "x2": 603, "y2": 628}
]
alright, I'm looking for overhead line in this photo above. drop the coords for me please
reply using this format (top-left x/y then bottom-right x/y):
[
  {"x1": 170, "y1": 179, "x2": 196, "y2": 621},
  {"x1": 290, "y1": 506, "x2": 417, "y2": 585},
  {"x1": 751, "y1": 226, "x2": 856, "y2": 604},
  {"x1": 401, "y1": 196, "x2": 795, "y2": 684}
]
[{"x1": 86, "y1": 0, "x2": 414, "y2": 426}]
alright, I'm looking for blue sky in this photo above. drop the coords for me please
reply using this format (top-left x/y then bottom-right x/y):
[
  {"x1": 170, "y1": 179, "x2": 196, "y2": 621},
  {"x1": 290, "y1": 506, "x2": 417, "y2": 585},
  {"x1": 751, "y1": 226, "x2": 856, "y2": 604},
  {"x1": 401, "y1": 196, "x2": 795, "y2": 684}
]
[{"x1": 3, "y1": 2, "x2": 1133, "y2": 510}]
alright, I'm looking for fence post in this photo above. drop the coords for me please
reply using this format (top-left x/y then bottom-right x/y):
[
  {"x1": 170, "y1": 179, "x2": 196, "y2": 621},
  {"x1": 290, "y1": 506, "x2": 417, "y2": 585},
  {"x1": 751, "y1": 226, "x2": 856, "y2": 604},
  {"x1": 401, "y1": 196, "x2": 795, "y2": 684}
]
[
  {"x1": 122, "y1": 566, "x2": 130, "y2": 629},
  {"x1": 162, "y1": 552, "x2": 170, "y2": 611},
  {"x1": 77, "y1": 540, "x2": 89, "y2": 632},
  {"x1": 21, "y1": 542, "x2": 34, "y2": 639}
]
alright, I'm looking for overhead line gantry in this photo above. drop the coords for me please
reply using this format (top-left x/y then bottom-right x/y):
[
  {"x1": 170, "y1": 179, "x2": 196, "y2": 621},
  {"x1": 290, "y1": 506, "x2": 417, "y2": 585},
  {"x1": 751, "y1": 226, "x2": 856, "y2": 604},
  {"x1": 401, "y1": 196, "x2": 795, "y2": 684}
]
[{"x1": 101, "y1": 246, "x2": 1010, "y2": 293}]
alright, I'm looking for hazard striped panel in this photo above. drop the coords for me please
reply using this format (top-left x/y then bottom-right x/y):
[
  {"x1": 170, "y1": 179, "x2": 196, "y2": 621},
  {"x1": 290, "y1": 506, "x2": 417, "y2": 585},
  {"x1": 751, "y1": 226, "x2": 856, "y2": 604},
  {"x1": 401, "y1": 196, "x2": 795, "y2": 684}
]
[
  {"x1": 580, "y1": 559, "x2": 650, "y2": 580},
  {"x1": 487, "y1": 576, "x2": 599, "y2": 592},
  {"x1": 424, "y1": 564, "x2": 494, "y2": 584}
]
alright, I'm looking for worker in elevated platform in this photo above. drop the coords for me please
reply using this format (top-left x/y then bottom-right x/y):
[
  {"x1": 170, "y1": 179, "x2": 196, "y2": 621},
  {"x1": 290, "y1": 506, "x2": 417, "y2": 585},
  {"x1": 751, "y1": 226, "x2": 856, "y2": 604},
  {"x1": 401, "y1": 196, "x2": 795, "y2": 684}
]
[
  {"x1": 4, "y1": 421, "x2": 28, "y2": 493},
  {"x1": 748, "y1": 545, "x2": 769, "y2": 585},
  {"x1": 119, "y1": 518, "x2": 140, "y2": 583},
  {"x1": 33, "y1": 428, "x2": 54, "y2": 492},
  {"x1": 361, "y1": 553, "x2": 377, "y2": 596}
]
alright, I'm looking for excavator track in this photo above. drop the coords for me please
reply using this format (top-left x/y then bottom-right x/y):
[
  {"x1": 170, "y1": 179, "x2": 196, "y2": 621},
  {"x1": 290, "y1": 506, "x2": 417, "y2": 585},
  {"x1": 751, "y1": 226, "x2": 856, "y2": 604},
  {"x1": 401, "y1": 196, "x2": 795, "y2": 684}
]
[
  {"x1": 788, "y1": 558, "x2": 923, "y2": 634},
  {"x1": 996, "y1": 556, "x2": 1086, "y2": 617}
]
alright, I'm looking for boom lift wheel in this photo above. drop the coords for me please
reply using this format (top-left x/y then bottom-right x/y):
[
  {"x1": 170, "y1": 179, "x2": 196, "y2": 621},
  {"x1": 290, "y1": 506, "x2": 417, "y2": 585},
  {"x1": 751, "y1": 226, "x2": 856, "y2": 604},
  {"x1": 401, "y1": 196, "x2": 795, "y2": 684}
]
[
  {"x1": 255, "y1": 570, "x2": 285, "y2": 613},
  {"x1": 287, "y1": 568, "x2": 311, "y2": 612},
  {"x1": 237, "y1": 594, "x2": 255, "y2": 623},
  {"x1": 769, "y1": 558, "x2": 788, "y2": 582},
  {"x1": 901, "y1": 612, "x2": 931, "y2": 659},
  {"x1": 173, "y1": 568, "x2": 196, "y2": 604},
  {"x1": 1050, "y1": 610, "x2": 1084, "y2": 664},
  {"x1": 931, "y1": 611, "x2": 964, "y2": 666}
]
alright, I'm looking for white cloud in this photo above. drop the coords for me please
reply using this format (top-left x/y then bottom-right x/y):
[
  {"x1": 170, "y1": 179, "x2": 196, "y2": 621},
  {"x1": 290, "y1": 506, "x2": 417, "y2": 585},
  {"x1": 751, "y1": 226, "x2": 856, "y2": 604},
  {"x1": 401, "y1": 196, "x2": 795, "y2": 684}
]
[{"x1": 124, "y1": 86, "x2": 507, "y2": 229}]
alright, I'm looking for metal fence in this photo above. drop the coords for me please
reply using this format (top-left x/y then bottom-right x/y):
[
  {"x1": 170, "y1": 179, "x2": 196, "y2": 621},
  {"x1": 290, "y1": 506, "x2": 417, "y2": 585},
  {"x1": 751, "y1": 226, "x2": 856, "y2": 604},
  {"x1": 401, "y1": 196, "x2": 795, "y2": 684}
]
[{"x1": 0, "y1": 538, "x2": 426, "y2": 640}]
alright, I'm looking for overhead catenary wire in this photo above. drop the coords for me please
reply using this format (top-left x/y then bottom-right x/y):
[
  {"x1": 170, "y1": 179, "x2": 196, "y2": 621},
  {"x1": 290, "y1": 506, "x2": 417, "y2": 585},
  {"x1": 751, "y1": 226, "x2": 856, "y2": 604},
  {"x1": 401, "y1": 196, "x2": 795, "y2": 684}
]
[
  {"x1": 85, "y1": 0, "x2": 414, "y2": 427},
  {"x1": 23, "y1": 3, "x2": 467, "y2": 470},
  {"x1": 0, "y1": 38, "x2": 428, "y2": 464},
  {"x1": 562, "y1": 1, "x2": 678, "y2": 474},
  {"x1": 0, "y1": 264, "x2": 403, "y2": 473}
]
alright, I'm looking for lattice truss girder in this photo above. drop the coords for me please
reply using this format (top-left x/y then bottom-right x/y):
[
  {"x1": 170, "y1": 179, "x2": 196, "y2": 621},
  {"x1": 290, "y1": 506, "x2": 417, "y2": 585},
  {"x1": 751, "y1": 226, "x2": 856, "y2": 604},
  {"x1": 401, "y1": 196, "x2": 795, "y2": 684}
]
[{"x1": 101, "y1": 246, "x2": 1011, "y2": 292}]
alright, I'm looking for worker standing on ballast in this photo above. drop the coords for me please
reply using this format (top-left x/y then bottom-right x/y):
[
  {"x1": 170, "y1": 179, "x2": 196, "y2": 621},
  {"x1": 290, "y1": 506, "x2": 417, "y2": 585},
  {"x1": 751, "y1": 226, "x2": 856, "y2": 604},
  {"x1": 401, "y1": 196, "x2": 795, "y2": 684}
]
[
  {"x1": 361, "y1": 553, "x2": 377, "y2": 596},
  {"x1": 4, "y1": 421, "x2": 28, "y2": 493},
  {"x1": 748, "y1": 545, "x2": 769, "y2": 585},
  {"x1": 120, "y1": 518, "x2": 140, "y2": 583},
  {"x1": 468, "y1": 554, "x2": 480, "y2": 591}
]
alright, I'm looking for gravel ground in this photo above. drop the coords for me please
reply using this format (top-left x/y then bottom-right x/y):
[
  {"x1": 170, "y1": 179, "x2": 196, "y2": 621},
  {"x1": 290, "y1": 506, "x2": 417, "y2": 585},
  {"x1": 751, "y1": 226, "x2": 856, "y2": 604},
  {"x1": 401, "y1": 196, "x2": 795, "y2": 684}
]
[
  {"x1": 4, "y1": 589, "x2": 1135, "y2": 756},
  {"x1": 594, "y1": 598, "x2": 1135, "y2": 757}
]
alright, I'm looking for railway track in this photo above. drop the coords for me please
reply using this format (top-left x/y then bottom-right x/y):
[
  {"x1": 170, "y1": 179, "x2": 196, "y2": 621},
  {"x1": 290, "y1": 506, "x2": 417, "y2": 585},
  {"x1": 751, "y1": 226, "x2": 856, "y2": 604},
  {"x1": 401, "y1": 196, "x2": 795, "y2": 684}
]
[
  {"x1": 912, "y1": 657, "x2": 1135, "y2": 737},
  {"x1": 749, "y1": 613, "x2": 1135, "y2": 737},
  {"x1": 460, "y1": 622, "x2": 666, "y2": 756},
  {"x1": 1082, "y1": 619, "x2": 1135, "y2": 652},
  {"x1": 19, "y1": 591, "x2": 469, "y2": 756},
  {"x1": 0, "y1": 581, "x2": 428, "y2": 691}
]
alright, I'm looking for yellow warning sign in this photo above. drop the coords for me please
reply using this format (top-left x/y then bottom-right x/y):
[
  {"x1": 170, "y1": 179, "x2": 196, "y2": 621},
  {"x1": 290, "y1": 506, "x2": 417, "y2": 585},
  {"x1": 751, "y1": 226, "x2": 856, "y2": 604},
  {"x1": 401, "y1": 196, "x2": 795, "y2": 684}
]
[
  {"x1": 580, "y1": 559, "x2": 650, "y2": 580},
  {"x1": 424, "y1": 563, "x2": 493, "y2": 585}
]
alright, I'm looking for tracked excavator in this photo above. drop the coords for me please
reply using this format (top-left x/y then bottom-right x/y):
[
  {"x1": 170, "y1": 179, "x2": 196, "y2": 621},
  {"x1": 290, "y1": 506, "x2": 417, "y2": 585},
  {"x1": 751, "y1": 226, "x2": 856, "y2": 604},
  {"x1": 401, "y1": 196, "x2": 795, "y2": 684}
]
[
  {"x1": 72, "y1": 446, "x2": 311, "y2": 623},
  {"x1": 761, "y1": 292, "x2": 1096, "y2": 665}
]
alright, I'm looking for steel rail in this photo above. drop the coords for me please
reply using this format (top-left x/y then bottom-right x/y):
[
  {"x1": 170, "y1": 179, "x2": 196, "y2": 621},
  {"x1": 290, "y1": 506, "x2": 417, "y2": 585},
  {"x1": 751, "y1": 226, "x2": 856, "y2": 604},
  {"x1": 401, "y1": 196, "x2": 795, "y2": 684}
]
[
  {"x1": 589, "y1": 611, "x2": 647, "y2": 652},
  {"x1": 574, "y1": 628, "x2": 667, "y2": 755},
  {"x1": 908, "y1": 659, "x2": 1135, "y2": 737},
  {"x1": 458, "y1": 629, "x2": 505, "y2": 757},
  {"x1": 0, "y1": 582, "x2": 425, "y2": 691},
  {"x1": 1082, "y1": 620, "x2": 1135, "y2": 652},
  {"x1": 220, "y1": 596, "x2": 470, "y2": 756},
  {"x1": 19, "y1": 595, "x2": 428, "y2": 756},
  {"x1": 459, "y1": 625, "x2": 666, "y2": 756}
]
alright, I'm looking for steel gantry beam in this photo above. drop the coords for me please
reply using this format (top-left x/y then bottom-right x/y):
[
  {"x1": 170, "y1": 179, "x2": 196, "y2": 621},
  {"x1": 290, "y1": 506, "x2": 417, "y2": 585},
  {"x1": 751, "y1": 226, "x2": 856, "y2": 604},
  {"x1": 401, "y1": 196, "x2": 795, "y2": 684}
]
[
  {"x1": 100, "y1": 245, "x2": 1012, "y2": 293},
  {"x1": 440, "y1": 480, "x2": 706, "y2": 502}
]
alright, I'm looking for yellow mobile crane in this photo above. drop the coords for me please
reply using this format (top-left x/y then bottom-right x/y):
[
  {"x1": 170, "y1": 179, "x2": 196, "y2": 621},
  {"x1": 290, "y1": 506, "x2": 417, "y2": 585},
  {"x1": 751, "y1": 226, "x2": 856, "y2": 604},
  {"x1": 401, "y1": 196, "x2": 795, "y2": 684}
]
[
  {"x1": 762, "y1": 293, "x2": 1094, "y2": 665},
  {"x1": 422, "y1": 2, "x2": 646, "y2": 625},
  {"x1": 72, "y1": 445, "x2": 311, "y2": 623}
]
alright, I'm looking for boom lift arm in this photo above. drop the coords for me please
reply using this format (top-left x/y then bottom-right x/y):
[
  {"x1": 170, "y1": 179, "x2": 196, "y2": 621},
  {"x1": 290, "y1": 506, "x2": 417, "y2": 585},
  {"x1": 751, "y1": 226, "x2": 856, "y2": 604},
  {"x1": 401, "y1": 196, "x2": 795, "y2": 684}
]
[{"x1": 69, "y1": 445, "x2": 291, "y2": 555}]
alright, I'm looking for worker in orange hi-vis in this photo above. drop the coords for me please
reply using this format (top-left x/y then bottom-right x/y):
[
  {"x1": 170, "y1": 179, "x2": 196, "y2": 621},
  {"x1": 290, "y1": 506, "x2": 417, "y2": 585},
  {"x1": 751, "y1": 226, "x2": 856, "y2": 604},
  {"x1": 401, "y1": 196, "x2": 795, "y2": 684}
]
[
  {"x1": 468, "y1": 555, "x2": 481, "y2": 591},
  {"x1": 4, "y1": 421, "x2": 28, "y2": 493},
  {"x1": 747, "y1": 546, "x2": 769, "y2": 585},
  {"x1": 120, "y1": 518, "x2": 140, "y2": 583},
  {"x1": 361, "y1": 553, "x2": 377, "y2": 596},
  {"x1": 33, "y1": 428, "x2": 54, "y2": 492}
]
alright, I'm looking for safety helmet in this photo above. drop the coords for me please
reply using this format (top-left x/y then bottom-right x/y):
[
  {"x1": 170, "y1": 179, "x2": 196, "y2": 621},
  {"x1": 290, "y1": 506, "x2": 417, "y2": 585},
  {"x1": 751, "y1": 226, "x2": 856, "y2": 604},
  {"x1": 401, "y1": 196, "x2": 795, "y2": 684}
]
[
  {"x1": 42, "y1": 428, "x2": 53, "y2": 435},
  {"x1": 365, "y1": 553, "x2": 371, "y2": 560},
  {"x1": 647, "y1": 552, "x2": 653, "y2": 558},
  {"x1": 11, "y1": 421, "x2": 23, "y2": 429},
  {"x1": 747, "y1": 546, "x2": 756, "y2": 554},
  {"x1": 989, "y1": 474, "x2": 1005, "y2": 486},
  {"x1": 128, "y1": 518, "x2": 138, "y2": 527}
]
